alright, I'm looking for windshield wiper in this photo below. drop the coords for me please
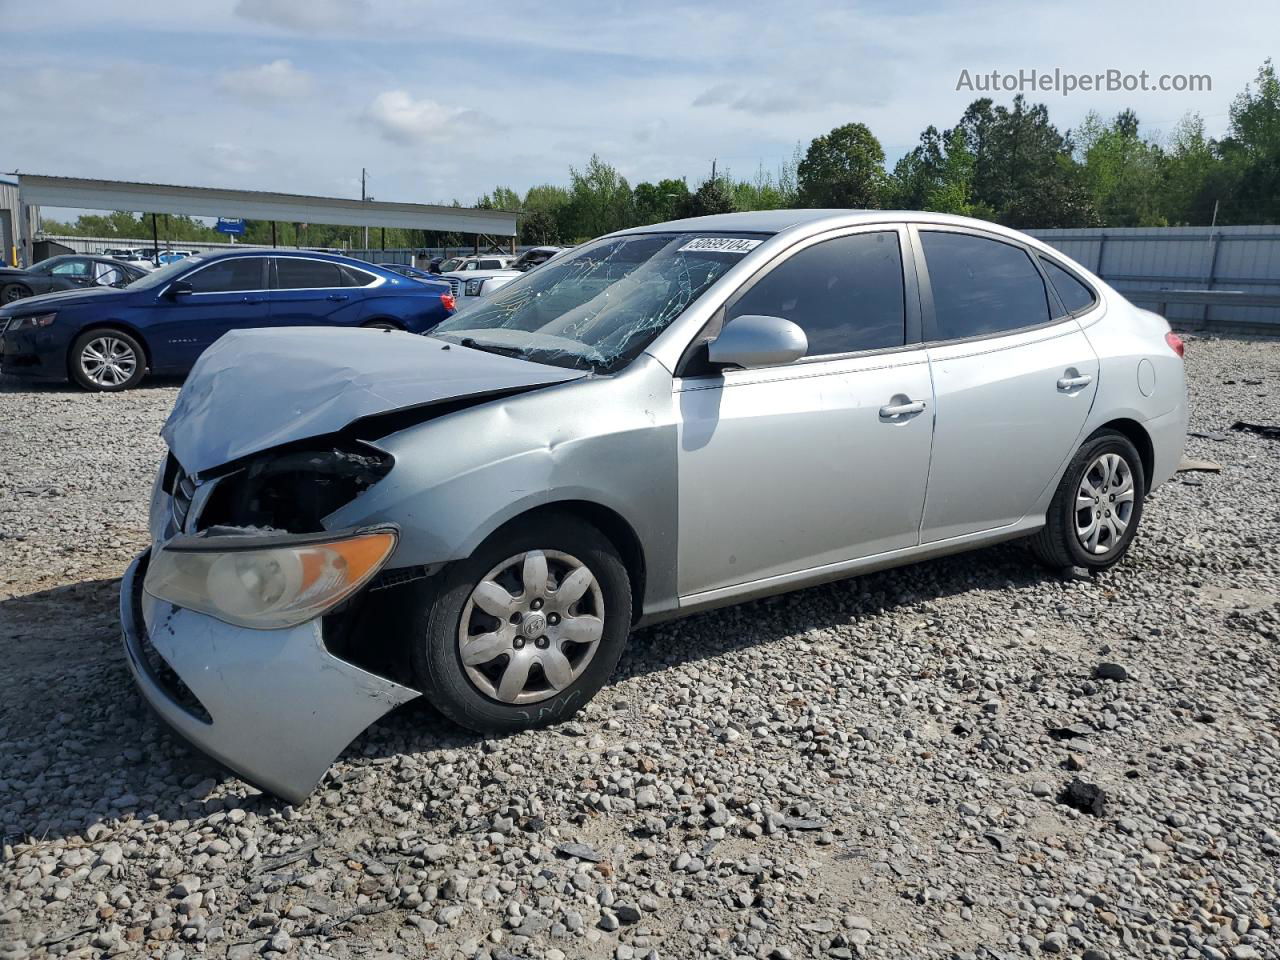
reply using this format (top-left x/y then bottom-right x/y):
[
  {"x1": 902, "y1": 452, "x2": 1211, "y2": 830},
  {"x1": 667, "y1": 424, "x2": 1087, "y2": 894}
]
[{"x1": 458, "y1": 337, "x2": 527, "y2": 359}]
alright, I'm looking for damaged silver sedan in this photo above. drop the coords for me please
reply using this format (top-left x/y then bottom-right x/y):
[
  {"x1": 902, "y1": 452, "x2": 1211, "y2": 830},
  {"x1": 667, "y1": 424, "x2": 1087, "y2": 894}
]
[{"x1": 122, "y1": 211, "x2": 1188, "y2": 802}]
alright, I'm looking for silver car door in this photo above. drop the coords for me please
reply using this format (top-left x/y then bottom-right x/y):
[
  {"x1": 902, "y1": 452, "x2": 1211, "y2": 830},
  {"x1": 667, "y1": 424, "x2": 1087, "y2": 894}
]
[
  {"x1": 911, "y1": 226, "x2": 1100, "y2": 543},
  {"x1": 674, "y1": 226, "x2": 935, "y2": 600}
]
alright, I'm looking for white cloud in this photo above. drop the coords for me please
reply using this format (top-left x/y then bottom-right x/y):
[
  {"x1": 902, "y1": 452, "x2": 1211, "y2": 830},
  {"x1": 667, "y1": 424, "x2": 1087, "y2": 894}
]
[
  {"x1": 219, "y1": 59, "x2": 313, "y2": 100},
  {"x1": 233, "y1": 0, "x2": 369, "y2": 32},
  {"x1": 364, "y1": 90, "x2": 477, "y2": 145}
]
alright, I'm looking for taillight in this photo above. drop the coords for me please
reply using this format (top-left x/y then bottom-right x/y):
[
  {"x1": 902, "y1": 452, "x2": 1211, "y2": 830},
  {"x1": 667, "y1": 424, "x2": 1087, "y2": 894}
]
[
  {"x1": 1165, "y1": 331, "x2": 1185, "y2": 358},
  {"x1": 440, "y1": 292, "x2": 456, "y2": 312}
]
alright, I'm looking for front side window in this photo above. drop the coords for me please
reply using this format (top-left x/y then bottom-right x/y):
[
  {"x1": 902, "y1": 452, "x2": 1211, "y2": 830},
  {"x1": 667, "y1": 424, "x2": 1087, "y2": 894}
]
[
  {"x1": 1040, "y1": 257, "x2": 1097, "y2": 317},
  {"x1": 186, "y1": 258, "x2": 265, "y2": 293},
  {"x1": 727, "y1": 231, "x2": 905, "y2": 356},
  {"x1": 921, "y1": 232, "x2": 1051, "y2": 340},
  {"x1": 50, "y1": 259, "x2": 91, "y2": 277},
  {"x1": 431, "y1": 232, "x2": 766, "y2": 372},
  {"x1": 275, "y1": 258, "x2": 343, "y2": 290}
]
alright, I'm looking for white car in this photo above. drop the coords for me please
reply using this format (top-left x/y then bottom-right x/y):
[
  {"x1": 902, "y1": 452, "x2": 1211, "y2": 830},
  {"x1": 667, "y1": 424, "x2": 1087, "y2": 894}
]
[{"x1": 439, "y1": 255, "x2": 522, "y2": 305}]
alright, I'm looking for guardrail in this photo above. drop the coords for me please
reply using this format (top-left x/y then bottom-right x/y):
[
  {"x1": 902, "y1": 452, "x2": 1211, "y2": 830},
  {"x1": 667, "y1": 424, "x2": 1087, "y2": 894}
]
[{"x1": 1119, "y1": 289, "x2": 1280, "y2": 333}]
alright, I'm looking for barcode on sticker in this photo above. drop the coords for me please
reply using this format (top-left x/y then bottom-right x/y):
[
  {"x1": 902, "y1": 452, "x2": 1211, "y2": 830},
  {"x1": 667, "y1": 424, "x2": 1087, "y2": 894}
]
[{"x1": 677, "y1": 237, "x2": 764, "y2": 254}]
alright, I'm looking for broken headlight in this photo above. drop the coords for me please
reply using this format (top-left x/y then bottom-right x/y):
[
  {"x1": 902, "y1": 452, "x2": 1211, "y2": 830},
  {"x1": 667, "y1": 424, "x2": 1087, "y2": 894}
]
[{"x1": 144, "y1": 527, "x2": 398, "y2": 629}]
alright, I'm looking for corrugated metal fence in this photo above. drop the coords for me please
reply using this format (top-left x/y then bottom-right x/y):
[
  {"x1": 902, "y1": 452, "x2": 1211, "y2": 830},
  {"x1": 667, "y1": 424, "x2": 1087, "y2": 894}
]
[{"x1": 1026, "y1": 225, "x2": 1280, "y2": 331}]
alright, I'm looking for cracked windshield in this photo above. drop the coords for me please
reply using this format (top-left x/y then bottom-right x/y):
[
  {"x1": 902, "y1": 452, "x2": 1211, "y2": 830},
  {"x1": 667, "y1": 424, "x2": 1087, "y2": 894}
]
[{"x1": 430, "y1": 232, "x2": 766, "y2": 371}]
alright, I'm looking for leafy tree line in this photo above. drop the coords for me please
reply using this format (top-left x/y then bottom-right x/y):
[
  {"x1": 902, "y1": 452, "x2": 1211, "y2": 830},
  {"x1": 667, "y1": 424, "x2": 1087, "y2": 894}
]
[{"x1": 42, "y1": 59, "x2": 1280, "y2": 246}]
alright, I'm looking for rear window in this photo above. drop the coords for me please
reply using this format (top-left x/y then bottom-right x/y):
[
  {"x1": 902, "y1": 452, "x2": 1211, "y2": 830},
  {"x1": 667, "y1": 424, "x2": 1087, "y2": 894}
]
[{"x1": 275, "y1": 258, "x2": 344, "y2": 290}]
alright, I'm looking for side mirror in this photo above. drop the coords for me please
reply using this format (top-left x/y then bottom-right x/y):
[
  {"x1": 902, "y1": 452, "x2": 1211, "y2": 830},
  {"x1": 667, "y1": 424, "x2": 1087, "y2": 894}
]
[
  {"x1": 167, "y1": 280, "x2": 194, "y2": 298},
  {"x1": 707, "y1": 314, "x2": 807, "y2": 369}
]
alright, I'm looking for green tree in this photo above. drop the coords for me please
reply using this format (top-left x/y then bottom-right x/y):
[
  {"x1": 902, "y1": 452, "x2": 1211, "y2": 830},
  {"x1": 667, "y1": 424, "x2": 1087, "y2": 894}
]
[
  {"x1": 1161, "y1": 113, "x2": 1221, "y2": 224},
  {"x1": 797, "y1": 122, "x2": 887, "y2": 208},
  {"x1": 522, "y1": 184, "x2": 572, "y2": 243},
  {"x1": 1217, "y1": 58, "x2": 1280, "y2": 222},
  {"x1": 564, "y1": 155, "x2": 633, "y2": 239},
  {"x1": 632, "y1": 178, "x2": 690, "y2": 225},
  {"x1": 955, "y1": 95, "x2": 1097, "y2": 227},
  {"x1": 679, "y1": 176, "x2": 737, "y2": 217},
  {"x1": 1076, "y1": 109, "x2": 1167, "y2": 226}
]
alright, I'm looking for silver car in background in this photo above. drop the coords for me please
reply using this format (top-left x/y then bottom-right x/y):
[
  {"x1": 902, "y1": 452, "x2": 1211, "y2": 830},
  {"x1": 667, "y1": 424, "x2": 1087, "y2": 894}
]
[{"x1": 121, "y1": 210, "x2": 1187, "y2": 801}]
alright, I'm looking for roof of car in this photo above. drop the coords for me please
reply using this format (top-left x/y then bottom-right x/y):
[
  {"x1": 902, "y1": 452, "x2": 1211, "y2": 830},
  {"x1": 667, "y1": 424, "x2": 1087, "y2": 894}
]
[{"x1": 618, "y1": 209, "x2": 1004, "y2": 236}]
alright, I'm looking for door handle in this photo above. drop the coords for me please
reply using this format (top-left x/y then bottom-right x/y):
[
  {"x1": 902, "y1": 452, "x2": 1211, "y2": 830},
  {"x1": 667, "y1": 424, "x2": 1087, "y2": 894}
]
[
  {"x1": 1057, "y1": 374, "x2": 1093, "y2": 390},
  {"x1": 879, "y1": 399, "x2": 927, "y2": 419},
  {"x1": 241, "y1": 296, "x2": 266, "y2": 304},
  {"x1": 326, "y1": 294, "x2": 350, "y2": 302}
]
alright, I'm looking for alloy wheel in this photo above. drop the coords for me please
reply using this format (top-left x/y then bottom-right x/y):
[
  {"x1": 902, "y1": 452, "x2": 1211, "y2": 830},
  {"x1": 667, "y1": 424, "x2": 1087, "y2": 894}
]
[
  {"x1": 456, "y1": 549, "x2": 605, "y2": 705},
  {"x1": 1075, "y1": 452, "x2": 1135, "y2": 556},
  {"x1": 80, "y1": 336, "x2": 138, "y2": 388}
]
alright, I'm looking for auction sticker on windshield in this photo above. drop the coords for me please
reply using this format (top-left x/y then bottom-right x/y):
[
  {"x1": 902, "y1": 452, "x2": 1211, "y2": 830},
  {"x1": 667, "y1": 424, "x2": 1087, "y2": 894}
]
[{"x1": 677, "y1": 237, "x2": 764, "y2": 254}]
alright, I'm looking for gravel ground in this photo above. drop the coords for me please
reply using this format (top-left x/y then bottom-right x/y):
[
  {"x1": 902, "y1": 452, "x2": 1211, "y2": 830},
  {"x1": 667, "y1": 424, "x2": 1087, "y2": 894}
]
[{"x1": 1, "y1": 338, "x2": 1278, "y2": 960}]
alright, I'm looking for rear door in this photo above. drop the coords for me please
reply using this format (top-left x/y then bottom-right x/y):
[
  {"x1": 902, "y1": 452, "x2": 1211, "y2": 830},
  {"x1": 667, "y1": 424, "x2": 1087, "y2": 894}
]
[
  {"x1": 159, "y1": 256, "x2": 269, "y2": 368},
  {"x1": 912, "y1": 226, "x2": 1099, "y2": 543},
  {"x1": 268, "y1": 257, "x2": 362, "y2": 327}
]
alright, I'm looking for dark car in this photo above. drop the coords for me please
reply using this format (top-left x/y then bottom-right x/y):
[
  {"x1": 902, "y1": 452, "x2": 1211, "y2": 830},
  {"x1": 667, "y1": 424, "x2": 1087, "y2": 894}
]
[
  {"x1": 382, "y1": 263, "x2": 437, "y2": 282},
  {"x1": 511, "y1": 246, "x2": 566, "y2": 271},
  {"x1": 1, "y1": 255, "x2": 149, "y2": 304},
  {"x1": 0, "y1": 249, "x2": 457, "y2": 391}
]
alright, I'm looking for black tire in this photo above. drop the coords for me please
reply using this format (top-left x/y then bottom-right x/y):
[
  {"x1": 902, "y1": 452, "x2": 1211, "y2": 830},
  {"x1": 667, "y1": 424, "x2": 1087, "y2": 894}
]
[
  {"x1": 68, "y1": 328, "x2": 147, "y2": 392},
  {"x1": 411, "y1": 513, "x2": 632, "y2": 734},
  {"x1": 2, "y1": 283, "x2": 32, "y2": 305},
  {"x1": 362, "y1": 320, "x2": 401, "y2": 331},
  {"x1": 1030, "y1": 429, "x2": 1146, "y2": 570}
]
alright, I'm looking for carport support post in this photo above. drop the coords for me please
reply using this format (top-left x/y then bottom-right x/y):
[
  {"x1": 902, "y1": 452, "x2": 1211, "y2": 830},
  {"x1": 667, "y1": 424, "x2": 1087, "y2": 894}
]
[
  {"x1": 473, "y1": 234, "x2": 479, "y2": 255},
  {"x1": 271, "y1": 222, "x2": 277, "y2": 248},
  {"x1": 150, "y1": 213, "x2": 159, "y2": 260}
]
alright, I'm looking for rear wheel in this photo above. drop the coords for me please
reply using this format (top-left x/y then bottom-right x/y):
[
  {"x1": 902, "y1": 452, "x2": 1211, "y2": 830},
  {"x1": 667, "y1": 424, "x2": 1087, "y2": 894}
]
[
  {"x1": 1030, "y1": 429, "x2": 1145, "y2": 570},
  {"x1": 2, "y1": 283, "x2": 32, "y2": 304},
  {"x1": 362, "y1": 320, "x2": 400, "y2": 331},
  {"x1": 411, "y1": 514, "x2": 632, "y2": 733},
  {"x1": 69, "y1": 328, "x2": 146, "y2": 391}
]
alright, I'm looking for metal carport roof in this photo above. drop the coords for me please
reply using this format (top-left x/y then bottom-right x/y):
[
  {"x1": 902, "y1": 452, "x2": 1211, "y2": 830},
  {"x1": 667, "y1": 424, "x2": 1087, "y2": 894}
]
[{"x1": 16, "y1": 174, "x2": 517, "y2": 236}]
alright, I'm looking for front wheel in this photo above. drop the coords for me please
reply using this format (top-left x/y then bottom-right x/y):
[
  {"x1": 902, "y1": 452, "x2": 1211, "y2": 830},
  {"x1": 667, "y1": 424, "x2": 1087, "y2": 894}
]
[
  {"x1": 411, "y1": 514, "x2": 632, "y2": 734},
  {"x1": 2, "y1": 283, "x2": 32, "y2": 304},
  {"x1": 1030, "y1": 429, "x2": 1146, "y2": 570},
  {"x1": 69, "y1": 328, "x2": 146, "y2": 391}
]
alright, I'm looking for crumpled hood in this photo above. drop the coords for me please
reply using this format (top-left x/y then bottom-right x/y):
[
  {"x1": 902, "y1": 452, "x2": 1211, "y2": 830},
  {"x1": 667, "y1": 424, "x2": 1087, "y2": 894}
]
[{"x1": 162, "y1": 327, "x2": 588, "y2": 475}]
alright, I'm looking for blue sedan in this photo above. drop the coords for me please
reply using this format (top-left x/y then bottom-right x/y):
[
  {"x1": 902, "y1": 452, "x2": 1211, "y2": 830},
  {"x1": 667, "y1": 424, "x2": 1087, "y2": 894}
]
[{"x1": 0, "y1": 249, "x2": 457, "y2": 390}]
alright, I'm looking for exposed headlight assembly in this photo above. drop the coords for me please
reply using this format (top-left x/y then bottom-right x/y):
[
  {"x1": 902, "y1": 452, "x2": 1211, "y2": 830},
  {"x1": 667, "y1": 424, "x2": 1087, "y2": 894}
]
[
  {"x1": 464, "y1": 278, "x2": 484, "y2": 297},
  {"x1": 6, "y1": 312, "x2": 57, "y2": 330},
  {"x1": 144, "y1": 526, "x2": 397, "y2": 629}
]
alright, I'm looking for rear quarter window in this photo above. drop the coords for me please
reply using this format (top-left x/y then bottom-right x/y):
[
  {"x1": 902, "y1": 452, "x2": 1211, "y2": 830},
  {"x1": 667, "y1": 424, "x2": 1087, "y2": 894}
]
[{"x1": 1040, "y1": 257, "x2": 1098, "y2": 316}]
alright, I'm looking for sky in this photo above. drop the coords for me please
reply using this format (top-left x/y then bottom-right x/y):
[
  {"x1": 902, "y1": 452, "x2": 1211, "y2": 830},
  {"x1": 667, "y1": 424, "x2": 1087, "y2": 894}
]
[{"x1": 2, "y1": 0, "x2": 1276, "y2": 216}]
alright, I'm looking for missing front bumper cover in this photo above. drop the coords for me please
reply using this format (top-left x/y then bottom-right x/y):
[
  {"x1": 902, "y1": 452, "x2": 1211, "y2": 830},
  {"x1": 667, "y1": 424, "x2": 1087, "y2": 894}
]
[{"x1": 120, "y1": 550, "x2": 420, "y2": 804}]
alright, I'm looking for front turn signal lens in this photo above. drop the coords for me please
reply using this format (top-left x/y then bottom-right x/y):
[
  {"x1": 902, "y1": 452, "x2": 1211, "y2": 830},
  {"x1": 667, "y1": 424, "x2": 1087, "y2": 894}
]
[{"x1": 144, "y1": 527, "x2": 397, "y2": 630}]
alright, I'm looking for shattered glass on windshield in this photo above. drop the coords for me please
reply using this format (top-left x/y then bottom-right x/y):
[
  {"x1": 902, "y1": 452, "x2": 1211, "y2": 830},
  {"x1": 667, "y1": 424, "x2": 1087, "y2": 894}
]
[{"x1": 430, "y1": 232, "x2": 767, "y2": 372}]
